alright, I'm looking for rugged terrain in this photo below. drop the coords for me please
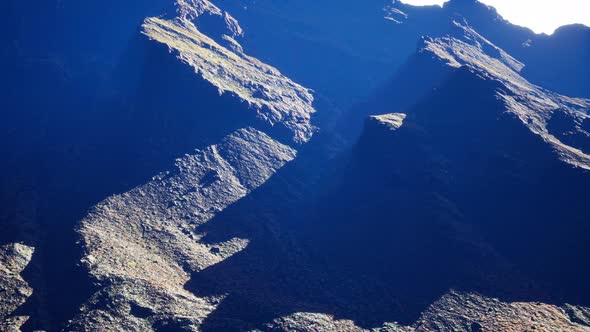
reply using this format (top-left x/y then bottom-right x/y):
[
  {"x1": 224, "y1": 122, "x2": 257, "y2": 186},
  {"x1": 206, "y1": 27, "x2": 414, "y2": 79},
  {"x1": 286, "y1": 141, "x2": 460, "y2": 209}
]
[
  {"x1": 0, "y1": 244, "x2": 35, "y2": 331},
  {"x1": 1, "y1": 0, "x2": 590, "y2": 331}
]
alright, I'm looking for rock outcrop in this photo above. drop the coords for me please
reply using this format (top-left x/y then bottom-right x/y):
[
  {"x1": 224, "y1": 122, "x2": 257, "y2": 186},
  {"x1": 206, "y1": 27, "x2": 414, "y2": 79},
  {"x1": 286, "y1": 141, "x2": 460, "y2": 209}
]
[
  {"x1": 142, "y1": 1, "x2": 315, "y2": 145},
  {"x1": 64, "y1": 0, "x2": 321, "y2": 329},
  {"x1": 262, "y1": 292, "x2": 590, "y2": 332},
  {"x1": 277, "y1": 17, "x2": 590, "y2": 331},
  {"x1": 414, "y1": 292, "x2": 590, "y2": 332},
  {"x1": 420, "y1": 21, "x2": 590, "y2": 169},
  {"x1": 71, "y1": 128, "x2": 297, "y2": 330},
  {"x1": 0, "y1": 243, "x2": 35, "y2": 331}
]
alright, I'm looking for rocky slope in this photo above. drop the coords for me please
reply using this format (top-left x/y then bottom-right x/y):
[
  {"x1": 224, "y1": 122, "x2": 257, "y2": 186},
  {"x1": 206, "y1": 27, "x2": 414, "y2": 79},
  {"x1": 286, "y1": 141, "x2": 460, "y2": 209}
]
[
  {"x1": 388, "y1": 0, "x2": 590, "y2": 99},
  {"x1": 262, "y1": 291, "x2": 590, "y2": 332},
  {"x1": 1, "y1": 0, "x2": 590, "y2": 331},
  {"x1": 66, "y1": 1, "x2": 318, "y2": 330},
  {"x1": 0, "y1": 244, "x2": 35, "y2": 331},
  {"x1": 71, "y1": 128, "x2": 297, "y2": 331},
  {"x1": 141, "y1": 14, "x2": 315, "y2": 144},
  {"x1": 68, "y1": 16, "x2": 590, "y2": 331},
  {"x1": 292, "y1": 17, "x2": 590, "y2": 330},
  {"x1": 420, "y1": 22, "x2": 590, "y2": 168},
  {"x1": 413, "y1": 292, "x2": 590, "y2": 332}
]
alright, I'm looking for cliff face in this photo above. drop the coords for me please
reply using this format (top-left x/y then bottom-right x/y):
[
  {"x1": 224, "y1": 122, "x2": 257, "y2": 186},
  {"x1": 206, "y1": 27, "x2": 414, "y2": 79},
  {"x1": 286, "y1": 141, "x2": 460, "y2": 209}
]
[
  {"x1": 66, "y1": 1, "x2": 318, "y2": 330},
  {"x1": 1, "y1": 0, "x2": 315, "y2": 330},
  {"x1": 141, "y1": 15, "x2": 315, "y2": 144},
  {"x1": 262, "y1": 291, "x2": 590, "y2": 332},
  {"x1": 420, "y1": 22, "x2": 590, "y2": 169}
]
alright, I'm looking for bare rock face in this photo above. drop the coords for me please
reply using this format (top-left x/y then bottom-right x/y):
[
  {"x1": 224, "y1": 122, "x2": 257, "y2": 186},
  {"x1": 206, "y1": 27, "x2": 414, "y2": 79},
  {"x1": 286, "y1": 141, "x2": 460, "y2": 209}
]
[
  {"x1": 414, "y1": 292, "x2": 590, "y2": 332},
  {"x1": 0, "y1": 243, "x2": 35, "y2": 331},
  {"x1": 275, "y1": 18, "x2": 590, "y2": 332},
  {"x1": 65, "y1": 0, "x2": 318, "y2": 329},
  {"x1": 4, "y1": 0, "x2": 590, "y2": 331},
  {"x1": 563, "y1": 304, "x2": 590, "y2": 328},
  {"x1": 369, "y1": 113, "x2": 407, "y2": 131},
  {"x1": 260, "y1": 313, "x2": 407, "y2": 332},
  {"x1": 420, "y1": 21, "x2": 590, "y2": 169},
  {"x1": 261, "y1": 292, "x2": 590, "y2": 332},
  {"x1": 142, "y1": 0, "x2": 315, "y2": 145},
  {"x1": 174, "y1": 0, "x2": 244, "y2": 49},
  {"x1": 261, "y1": 313, "x2": 412, "y2": 332},
  {"x1": 72, "y1": 128, "x2": 296, "y2": 330}
]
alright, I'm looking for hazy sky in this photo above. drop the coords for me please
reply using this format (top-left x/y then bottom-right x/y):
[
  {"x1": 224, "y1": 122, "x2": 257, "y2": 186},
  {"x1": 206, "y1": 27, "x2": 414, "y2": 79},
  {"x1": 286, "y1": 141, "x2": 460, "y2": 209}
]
[{"x1": 401, "y1": 0, "x2": 590, "y2": 34}]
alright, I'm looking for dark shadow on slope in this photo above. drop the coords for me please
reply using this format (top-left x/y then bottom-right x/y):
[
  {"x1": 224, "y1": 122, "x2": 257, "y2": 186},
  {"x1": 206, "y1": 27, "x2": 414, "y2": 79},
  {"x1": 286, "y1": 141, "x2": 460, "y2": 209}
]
[
  {"x1": 337, "y1": 40, "x2": 456, "y2": 142},
  {"x1": 214, "y1": 0, "x2": 450, "y2": 110},
  {"x1": 520, "y1": 25, "x2": 590, "y2": 98},
  {"x1": 1, "y1": 29, "x2": 268, "y2": 331},
  {"x1": 547, "y1": 109, "x2": 590, "y2": 155},
  {"x1": 184, "y1": 67, "x2": 590, "y2": 331}
]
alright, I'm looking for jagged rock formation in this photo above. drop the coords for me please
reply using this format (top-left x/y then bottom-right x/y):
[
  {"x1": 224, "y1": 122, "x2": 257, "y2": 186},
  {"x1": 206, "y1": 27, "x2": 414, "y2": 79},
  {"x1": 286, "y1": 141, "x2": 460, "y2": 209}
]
[
  {"x1": 261, "y1": 313, "x2": 409, "y2": 332},
  {"x1": 261, "y1": 292, "x2": 590, "y2": 332},
  {"x1": 414, "y1": 292, "x2": 590, "y2": 332},
  {"x1": 385, "y1": 0, "x2": 590, "y2": 99},
  {"x1": 72, "y1": 128, "x2": 297, "y2": 330},
  {"x1": 274, "y1": 16, "x2": 590, "y2": 332},
  {"x1": 67, "y1": 2, "x2": 317, "y2": 322},
  {"x1": 142, "y1": 14, "x2": 315, "y2": 144},
  {"x1": 211, "y1": 0, "x2": 409, "y2": 108},
  {"x1": 564, "y1": 304, "x2": 590, "y2": 328},
  {"x1": 348, "y1": 18, "x2": 590, "y2": 160},
  {"x1": 369, "y1": 113, "x2": 407, "y2": 131},
  {"x1": 0, "y1": 243, "x2": 34, "y2": 331},
  {"x1": 421, "y1": 22, "x2": 590, "y2": 169}
]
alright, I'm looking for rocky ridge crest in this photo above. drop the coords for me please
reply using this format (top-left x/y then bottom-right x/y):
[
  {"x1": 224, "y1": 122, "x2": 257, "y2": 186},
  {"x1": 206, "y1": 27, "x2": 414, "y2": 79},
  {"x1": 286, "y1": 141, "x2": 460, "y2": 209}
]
[
  {"x1": 421, "y1": 21, "x2": 590, "y2": 169},
  {"x1": 143, "y1": 0, "x2": 315, "y2": 145}
]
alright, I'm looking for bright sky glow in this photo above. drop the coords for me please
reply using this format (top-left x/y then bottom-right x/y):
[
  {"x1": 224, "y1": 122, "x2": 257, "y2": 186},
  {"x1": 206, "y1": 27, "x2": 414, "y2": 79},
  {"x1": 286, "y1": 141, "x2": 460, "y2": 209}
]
[{"x1": 400, "y1": 0, "x2": 590, "y2": 34}]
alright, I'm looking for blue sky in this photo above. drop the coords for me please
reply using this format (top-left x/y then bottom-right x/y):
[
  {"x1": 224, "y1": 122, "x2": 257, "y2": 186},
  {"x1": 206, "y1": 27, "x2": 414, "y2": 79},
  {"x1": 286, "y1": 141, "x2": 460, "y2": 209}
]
[{"x1": 401, "y1": 0, "x2": 590, "y2": 34}]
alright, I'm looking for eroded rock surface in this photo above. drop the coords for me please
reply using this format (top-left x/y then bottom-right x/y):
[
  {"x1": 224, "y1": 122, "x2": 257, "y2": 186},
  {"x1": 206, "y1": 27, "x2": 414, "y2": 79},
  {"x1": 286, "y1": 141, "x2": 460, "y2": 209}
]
[
  {"x1": 420, "y1": 21, "x2": 590, "y2": 169},
  {"x1": 414, "y1": 292, "x2": 590, "y2": 332},
  {"x1": 261, "y1": 292, "x2": 590, "y2": 332},
  {"x1": 72, "y1": 128, "x2": 296, "y2": 330},
  {"x1": 142, "y1": 0, "x2": 315, "y2": 145},
  {"x1": 0, "y1": 243, "x2": 35, "y2": 331},
  {"x1": 369, "y1": 113, "x2": 407, "y2": 131}
]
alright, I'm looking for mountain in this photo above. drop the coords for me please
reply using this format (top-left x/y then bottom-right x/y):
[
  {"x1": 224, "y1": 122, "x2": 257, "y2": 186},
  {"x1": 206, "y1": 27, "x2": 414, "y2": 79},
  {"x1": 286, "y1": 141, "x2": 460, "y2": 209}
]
[
  {"x1": 309, "y1": 22, "x2": 590, "y2": 320},
  {"x1": 1, "y1": 0, "x2": 589, "y2": 331}
]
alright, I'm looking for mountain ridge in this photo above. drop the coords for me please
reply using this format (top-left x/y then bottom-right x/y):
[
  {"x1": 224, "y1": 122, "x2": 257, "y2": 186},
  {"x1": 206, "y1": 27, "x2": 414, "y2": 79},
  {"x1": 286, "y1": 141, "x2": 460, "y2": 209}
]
[{"x1": 1, "y1": 0, "x2": 590, "y2": 331}]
